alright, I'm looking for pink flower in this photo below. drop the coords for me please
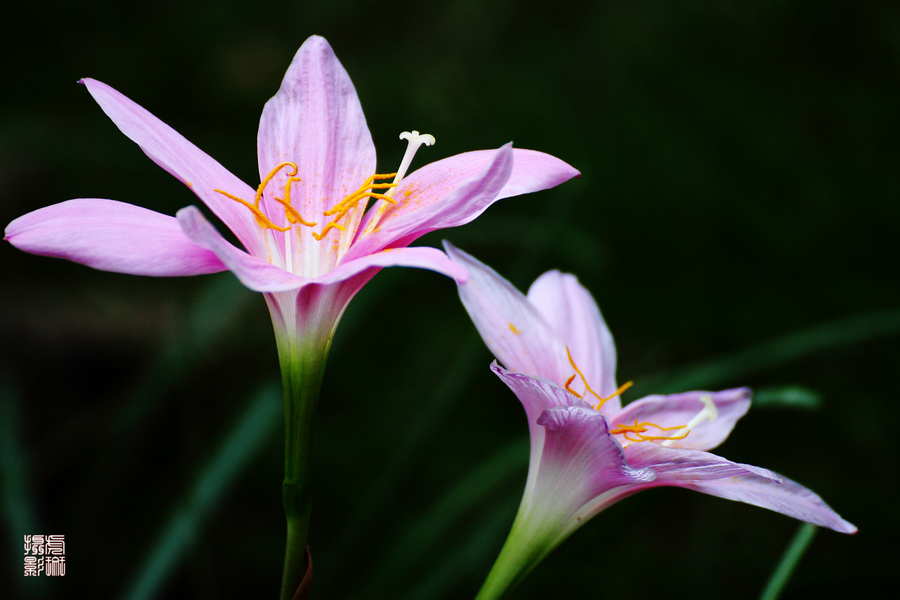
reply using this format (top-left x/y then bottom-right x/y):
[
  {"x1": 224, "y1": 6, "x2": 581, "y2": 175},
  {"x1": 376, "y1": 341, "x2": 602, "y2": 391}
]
[
  {"x1": 5, "y1": 36, "x2": 578, "y2": 349},
  {"x1": 444, "y1": 244, "x2": 855, "y2": 599}
]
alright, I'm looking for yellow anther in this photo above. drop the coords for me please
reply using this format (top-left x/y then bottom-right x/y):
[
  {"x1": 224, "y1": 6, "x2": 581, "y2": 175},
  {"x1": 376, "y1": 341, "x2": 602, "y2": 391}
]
[
  {"x1": 256, "y1": 162, "x2": 298, "y2": 207},
  {"x1": 564, "y1": 374, "x2": 583, "y2": 399},
  {"x1": 311, "y1": 221, "x2": 347, "y2": 241},
  {"x1": 214, "y1": 162, "x2": 315, "y2": 232},
  {"x1": 594, "y1": 381, "x2": 633, "y2": 410},
  {"x1": 278, "y1": 176, "x2": 317, "y2": 227},
  {"x1": 609, "y1": 419, "x2": 690, "y2": 443},
  {"x1": 508, "y1": 323, "x2": 520, "y2": 335},
  {"x1": 314, "y1": 173, "x2": 397, "y2": 240},
  {"x1": 565, "y1": 347, "x2": 632, "y2": 410},
  {"x1": 213, "y1": 189, "x2": 291, "y2": 231}
]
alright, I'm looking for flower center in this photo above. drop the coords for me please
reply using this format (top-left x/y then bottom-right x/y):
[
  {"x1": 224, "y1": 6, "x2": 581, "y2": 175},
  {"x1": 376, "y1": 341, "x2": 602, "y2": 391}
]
[
  {"x1": 564, "y1": 347, "x2": 632, "y2": 410},
  {"x1": 609, "y1": 394, "x2": 719, "y2": 446},
  {"x1": 213, "y1": 131, "x2": 435, "y2": 242},
  {"x1": 564, "y1": 349, "x2": 720, "y2": 446},
  {"x1": 608, "y1": 420, "x2": 689, "y2": 442},
  {"x1": 312, "y1": 173, "x2": 397, "y2": 240}
]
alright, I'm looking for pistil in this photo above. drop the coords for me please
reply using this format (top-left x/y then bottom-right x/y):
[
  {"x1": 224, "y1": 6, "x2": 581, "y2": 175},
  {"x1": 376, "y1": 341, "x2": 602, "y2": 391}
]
[
  {"x1": 392, "y1": 131, "x2": 436, "y2": 190},
  {"x1": 362, "y1": 131, "x2": 435, "y2": 234}
]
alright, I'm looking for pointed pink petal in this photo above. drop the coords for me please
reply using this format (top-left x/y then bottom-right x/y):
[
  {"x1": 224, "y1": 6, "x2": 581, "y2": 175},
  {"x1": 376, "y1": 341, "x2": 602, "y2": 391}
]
[
  {"x1": 81, "y1": 79, "x2": 265, "y2": 257},
  {"x1": 349, "y1": 146, "x2": 579, "y2": 259},
  {"x1": 612, "y1": 388, "x2": 751, "y2": 451},
  {"x1": 445, "y1": 244, "x2": 571, "y2": 384},
  {"x1": 257, "y1": 35, "x2": 376, "y2": 266},
  {"x1": 368, "y1": 146, "x2": 579, "y2": 234},
  {"x1": 625, "y1": 443, "x2": 776, "y2": 482},
  {"x1": 318, "y1": 246, "x2": 468, "y2": 285},
  {"x1": 492, "y1": 365, "x2": 588, "y2": 434},
  {"x1": 176, "y1": 206, "x2": 309, "y2": 292},
  {"x1": 6, "y1": 199, "x2": 226, "y2": 276},
  {"x1": 492, "y1": 365, "x2": 598, "y2": 503},
  {"x1": 533, "y1": 404, "x2": 656, "y2": 517},
  {"x1": 625, "y1": 443, "x2": 857, "y2": 533},
  {"x1": 527, "y1": 270, "x2": 620, "y2": 414}
]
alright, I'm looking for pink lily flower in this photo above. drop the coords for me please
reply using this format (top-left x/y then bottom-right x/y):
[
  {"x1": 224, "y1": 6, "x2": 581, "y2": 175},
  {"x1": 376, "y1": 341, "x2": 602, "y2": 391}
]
[
  {"x1": 444, "y1": 244, "x2": 855, "y2": 599},
  {"x1": 5, "y1": 36, "x2": 578, "y2": 351}
]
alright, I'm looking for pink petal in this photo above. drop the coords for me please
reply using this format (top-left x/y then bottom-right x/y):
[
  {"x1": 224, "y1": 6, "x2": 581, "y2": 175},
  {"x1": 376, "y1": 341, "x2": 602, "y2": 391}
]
[
  {"x1": 349, "y1": 146, "x2": 579, "y2": 259},
  {"x1": 492, "y1": 365, "x2": 597, "y2": 502},
  {"x1": 445, "y1": 244, "x2": 571, "y2": 384},
  {"x1": 612, "y1": 388, "x2": 751, "y2": 451},
  {"x1": 625, "y1": 443, "x2": 776, "y2": 482},
  {"x1": 6, "y1": 199, "x2": 226, "y2": 276},
  {"x1": 176, "y1": 206, "x2": 308, "y2": 292},
  {"x1": 625, "y1": 444, "x2": 857, "y2": 533},
  {"x1": 527, "y1": 270, "x2": 620, "y2": 414},
  {"x1": 534, "y1": 405, "x2": 656, "y2": 517},
  {"x1": 492, "y1": 365, "x2": 588, "y2": 436},
  {"x1": 257, "y1": 35, "x2": 376, "y2": 267},
  {"x1": 690, "y1": 471, "x2": 858, "y2": 533},
  {"x1": 322, "y1": 246, "x2": 468, "y2": 285},
  {"x1": 81, "y1": 79, "x2": 265, "y2": 257}
]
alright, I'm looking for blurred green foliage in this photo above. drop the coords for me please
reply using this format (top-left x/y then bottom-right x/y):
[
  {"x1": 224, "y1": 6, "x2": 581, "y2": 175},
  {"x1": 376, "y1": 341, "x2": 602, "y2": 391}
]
[{"x1": 1, "y1": 1, "x2": 897, "y2": 599}]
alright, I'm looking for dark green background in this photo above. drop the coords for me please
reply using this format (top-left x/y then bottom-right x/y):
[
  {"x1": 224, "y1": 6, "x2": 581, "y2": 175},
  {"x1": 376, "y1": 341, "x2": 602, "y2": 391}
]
[{"x1": 2, "y1": 1, "x2": 897, "y2": 598}]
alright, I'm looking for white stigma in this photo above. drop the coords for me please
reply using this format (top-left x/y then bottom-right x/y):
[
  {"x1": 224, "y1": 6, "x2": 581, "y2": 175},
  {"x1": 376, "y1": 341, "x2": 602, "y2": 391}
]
[
  {"x1": 388, "y1": 131, "x2": 435, "y2": 195},
  {"x1": 661, "y1": 394, "x2": 718, "y2": 447}
]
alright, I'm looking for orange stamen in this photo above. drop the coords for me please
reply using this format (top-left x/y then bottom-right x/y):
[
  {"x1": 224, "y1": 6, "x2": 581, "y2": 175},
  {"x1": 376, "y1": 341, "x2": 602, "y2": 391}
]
[
  {"x1": 277, "y1": 176, "x2": 316, "y2": 227},
  {"x1": 565, "y1": 347, "x2": 632, "y2": 410},
  {"x1": 596, "y1": 381, "x2": 633, "y2": 409},
  {"x1": 314, "y1": 173, "x2": 397, "y2": 240},
  {"x1": 213, "y1": 189, "x2": 291, "y2": 231},
  {"x1": 564, "y1": 374, "x2": 583, "y2": 399},
  {"x1": 609, "y1": 419, "x2": 690, "y2": 443},
  {"x1": 214, "y1": 162, "x2": 315, "y2": 232},
  {"x1": 311, "y1": 221, "x2": 347, "y2": 241},
  {"x1": 256, "y1": 162, "x2": 298, "y2": 208}
]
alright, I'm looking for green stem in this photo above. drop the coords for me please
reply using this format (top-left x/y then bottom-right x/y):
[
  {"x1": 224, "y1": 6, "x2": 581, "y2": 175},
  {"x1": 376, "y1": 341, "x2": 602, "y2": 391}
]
[
  {"x1": 758, "y1": 523, "x2": 818, "y2": 600},
  {"x1": 474, "y1": 511, "x2": 552, "y2": 600},
  {"x1": 277, "y1": 332, "x2": 330, "y2": 600}
]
